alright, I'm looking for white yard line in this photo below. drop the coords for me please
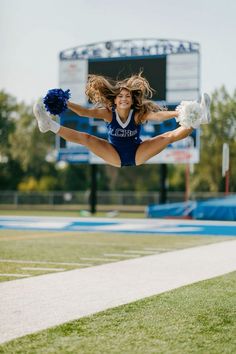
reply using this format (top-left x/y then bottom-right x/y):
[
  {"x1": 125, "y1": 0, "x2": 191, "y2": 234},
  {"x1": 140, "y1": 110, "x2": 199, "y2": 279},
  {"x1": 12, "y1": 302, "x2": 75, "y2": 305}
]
[
  {"x1": 80, "y1": 257, "x2": 120, "y2": 262},
  {"x1": 124, "y1": 250, "x2": 156, "y2": 254},
  {"x1": 144, "y1": 248, "x2": 172, "y2": 252},
  {"x1": 0, "y1": 274, "x2": 30, "y2": 278},
  {"x1": 0, "y1": 259, "x2": 92, "y2": 266},
  {"x1": 21, "y1": 267, "x2": 65, "y2": 272},
  {"x1": 0, "y1": 240, "x2": 236, "y2": 344},
  {"x1": 103, "y1": 253, "x2": 140, "y2": 258}
]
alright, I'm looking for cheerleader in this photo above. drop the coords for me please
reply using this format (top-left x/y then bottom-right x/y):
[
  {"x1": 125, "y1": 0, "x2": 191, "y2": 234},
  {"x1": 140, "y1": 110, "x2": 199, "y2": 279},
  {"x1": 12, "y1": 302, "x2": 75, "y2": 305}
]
[{"x1": 33, "y1": 74, "x2": 210, "y2": 168}]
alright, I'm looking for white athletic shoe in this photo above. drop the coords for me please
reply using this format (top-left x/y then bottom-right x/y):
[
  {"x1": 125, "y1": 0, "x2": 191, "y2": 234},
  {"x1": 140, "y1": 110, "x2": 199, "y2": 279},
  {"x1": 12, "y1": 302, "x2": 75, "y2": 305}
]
[
  {"x1": 33, "y1": 98, "x2": 52, "y2": 133},
  {"x1": 200, "y1": 93, "x2": 211, "y2": 124}
]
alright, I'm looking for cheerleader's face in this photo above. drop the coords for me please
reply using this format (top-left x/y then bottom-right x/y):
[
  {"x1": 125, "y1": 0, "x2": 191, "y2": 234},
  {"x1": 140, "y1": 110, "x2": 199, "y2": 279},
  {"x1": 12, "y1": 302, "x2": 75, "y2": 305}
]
[{"x1": 114, "y1": 89, "x2": 133, "y2": 110}]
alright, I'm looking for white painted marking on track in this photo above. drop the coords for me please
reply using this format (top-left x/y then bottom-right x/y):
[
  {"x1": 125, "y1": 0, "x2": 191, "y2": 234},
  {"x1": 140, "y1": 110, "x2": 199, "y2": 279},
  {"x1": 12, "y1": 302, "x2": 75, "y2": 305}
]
[
  {"x1": 0, "y1": 221, "x2": 70, "y2": 229},
  {"x1": 154, "y1": 227, "x2": 203, "y2": 233},
  {"x1": 86, "y1": 223, "x2": 203, "y2": 234},
  {"x1": 95, "y1": 223, "x2": 148, "y2": 231}
]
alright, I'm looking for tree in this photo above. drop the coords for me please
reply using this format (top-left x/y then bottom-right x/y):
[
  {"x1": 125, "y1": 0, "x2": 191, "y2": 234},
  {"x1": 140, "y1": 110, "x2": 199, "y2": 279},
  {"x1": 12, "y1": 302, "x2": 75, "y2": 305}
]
[
  {"x1": 57, "y1": 164, "x2": 90, "y2": 191},
  {"x1": 0, "y1": 91, "x2": 17, "y2": 157},
  {"x1": 0, "y1": 91, "x2": 58, "y2": 190},
  {"x1": 0, "y1": 91, "x2": 24, "y2": 190},
  {"x1": 9, "y1": 102, "x2": 55, "y2": 177}
]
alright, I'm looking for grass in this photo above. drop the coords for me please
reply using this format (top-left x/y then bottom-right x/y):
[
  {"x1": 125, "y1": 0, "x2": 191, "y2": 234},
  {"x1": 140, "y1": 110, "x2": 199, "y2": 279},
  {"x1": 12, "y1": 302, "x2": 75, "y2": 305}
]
[
  {"x1": 0, "y1": 271, "x2": 235, "y2": 354},
  {"x1": 0, "y1": 229, "x2": 232, "y2": 282}
]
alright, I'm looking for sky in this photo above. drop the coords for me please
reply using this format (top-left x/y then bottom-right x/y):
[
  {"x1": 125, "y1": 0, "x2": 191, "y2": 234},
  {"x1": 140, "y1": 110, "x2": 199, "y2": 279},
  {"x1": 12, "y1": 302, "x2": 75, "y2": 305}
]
[{"x1": 1, "y1": 0, "x2": 236, "y2": 105}]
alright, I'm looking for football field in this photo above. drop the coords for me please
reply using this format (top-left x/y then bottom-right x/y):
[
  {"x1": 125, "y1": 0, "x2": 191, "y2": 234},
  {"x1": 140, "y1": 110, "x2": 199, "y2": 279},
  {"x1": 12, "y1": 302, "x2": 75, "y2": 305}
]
[{"x1": 0, "y1": 215, "x2": 235, "y2": 353}]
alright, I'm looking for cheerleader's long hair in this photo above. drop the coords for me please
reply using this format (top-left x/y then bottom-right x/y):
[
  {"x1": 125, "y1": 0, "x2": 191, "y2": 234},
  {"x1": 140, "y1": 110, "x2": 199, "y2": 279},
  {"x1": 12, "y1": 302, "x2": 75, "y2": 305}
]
[{"x1": 85, "y1": 73, "x2": 165, "y2": 124}]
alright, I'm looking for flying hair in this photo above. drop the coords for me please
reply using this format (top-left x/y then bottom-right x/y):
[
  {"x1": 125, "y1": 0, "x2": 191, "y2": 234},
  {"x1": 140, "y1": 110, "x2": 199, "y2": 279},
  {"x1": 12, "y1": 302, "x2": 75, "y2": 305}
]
[{"x1": 85, "y1": 73, "x2": 165, "y2": 123}]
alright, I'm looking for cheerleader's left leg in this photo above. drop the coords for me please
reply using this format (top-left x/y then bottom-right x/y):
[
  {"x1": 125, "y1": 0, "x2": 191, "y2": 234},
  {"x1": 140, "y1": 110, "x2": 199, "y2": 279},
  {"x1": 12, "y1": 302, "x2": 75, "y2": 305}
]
[
  {"x1": 135, "y1": 93, "x2": 211, "y2": 165},
  {"x1": 135, "y1": 126, "x2": 193, "y2": 165}
]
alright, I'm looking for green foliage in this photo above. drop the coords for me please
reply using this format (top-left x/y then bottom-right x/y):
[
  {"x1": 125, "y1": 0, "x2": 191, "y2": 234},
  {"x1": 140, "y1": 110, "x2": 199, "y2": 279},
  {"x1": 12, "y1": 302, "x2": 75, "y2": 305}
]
[
  {"x1": 9, "y1": 102, "x2": 54, "y2": 174},
  {"x1": 0, "y1": 91, "x2": 24, "y2": 190},
  {"x1": 57, "y1": 164, "x2": 90, "y2": 191},
  {"x1": 0, "y1": 158, "x2": 24, "y2": 190},
  {"x1": 0, "y1": 91, "x2": 62, "y2": 190},
  {"x1": 18, "y1": 176, "x2": 59, "y2": 191},
  {"x1": 18, "y1": 176, "x2": 39, "y2": 191},
  {"x1": 38, "y1": 176, "x2": 59, "y2": 191},
  {"x1": 168, "y1": 164, "x2": 186, "y2": 191},
  {"x1": 105, "y1": 165, "x2": 160, "y2": 191},
  {"x1": 0, "y1": 91, "x2": 17, "y2": 156}
]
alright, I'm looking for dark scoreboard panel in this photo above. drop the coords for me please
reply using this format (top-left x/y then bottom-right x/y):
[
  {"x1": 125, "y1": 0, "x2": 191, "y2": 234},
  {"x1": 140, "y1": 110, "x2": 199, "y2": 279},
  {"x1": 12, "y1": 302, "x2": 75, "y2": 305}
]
[{"x1": 88, "y1": 56, "x2": 166, "y2": 101}]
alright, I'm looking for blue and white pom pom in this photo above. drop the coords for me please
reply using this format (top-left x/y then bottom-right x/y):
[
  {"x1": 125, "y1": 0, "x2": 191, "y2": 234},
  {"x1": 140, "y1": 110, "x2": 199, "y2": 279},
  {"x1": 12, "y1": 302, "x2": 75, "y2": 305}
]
[
  {"x1": 175, "y1": 101, "x2": 202, "y2": 129},
  {"x1": 43, "y1": 88, "x2": 71, "y2": 115}
]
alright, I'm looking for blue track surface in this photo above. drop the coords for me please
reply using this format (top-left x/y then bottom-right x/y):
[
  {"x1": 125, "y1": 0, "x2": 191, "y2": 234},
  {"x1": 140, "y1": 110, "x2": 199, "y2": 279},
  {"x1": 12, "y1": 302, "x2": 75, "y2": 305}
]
[{"x1": 0, "y1": 216, "x2": 236, "y2": 236}]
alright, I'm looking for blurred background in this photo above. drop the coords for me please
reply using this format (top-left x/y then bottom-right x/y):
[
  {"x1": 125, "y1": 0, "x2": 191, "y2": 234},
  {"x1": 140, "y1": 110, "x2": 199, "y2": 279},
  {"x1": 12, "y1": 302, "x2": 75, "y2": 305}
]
[{"x1": 0, "y1": 0, "x2": 236, "y2": 215}]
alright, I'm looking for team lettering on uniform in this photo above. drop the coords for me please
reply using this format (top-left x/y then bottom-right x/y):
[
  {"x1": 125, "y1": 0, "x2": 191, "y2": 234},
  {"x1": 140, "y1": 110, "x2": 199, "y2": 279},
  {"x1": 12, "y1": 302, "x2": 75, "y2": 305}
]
[{"x1": 108, "y1": 127, "x2": 137, "y2": 138}]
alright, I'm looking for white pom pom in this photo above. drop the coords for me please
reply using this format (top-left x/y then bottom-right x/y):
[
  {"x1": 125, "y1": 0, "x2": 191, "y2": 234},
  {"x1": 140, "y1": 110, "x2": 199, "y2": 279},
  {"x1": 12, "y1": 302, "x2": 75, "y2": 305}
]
[{"x1": 175, "y1": 101, "x2": 202, "y2": 129}]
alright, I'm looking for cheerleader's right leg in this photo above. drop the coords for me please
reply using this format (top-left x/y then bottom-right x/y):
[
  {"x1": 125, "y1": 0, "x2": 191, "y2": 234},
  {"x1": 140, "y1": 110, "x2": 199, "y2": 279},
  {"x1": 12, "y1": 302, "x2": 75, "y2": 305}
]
[{"x1": 33, "y1": 98, "x2": 121, "y2": 167}]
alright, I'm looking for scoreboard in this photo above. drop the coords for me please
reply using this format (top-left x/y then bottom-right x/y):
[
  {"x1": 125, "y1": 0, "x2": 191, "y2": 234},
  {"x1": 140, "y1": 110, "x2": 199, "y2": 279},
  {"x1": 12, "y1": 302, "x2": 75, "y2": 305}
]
[
  {"x1": 57, "y1": 39, "x2": 200, "y2": 164},
  {"x1": 89, "y1": 56, "x2": 166, "y2": 101}
]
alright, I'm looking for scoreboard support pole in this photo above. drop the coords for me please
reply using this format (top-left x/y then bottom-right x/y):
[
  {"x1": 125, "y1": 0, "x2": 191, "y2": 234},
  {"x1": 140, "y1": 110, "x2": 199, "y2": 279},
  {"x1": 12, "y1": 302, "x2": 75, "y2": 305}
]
[
  {"x1": 90, "y1": 164, "x2": 97, "y2": 214},
  {"x1": 159, "y1": 164, "x2": 168, "y2": 204},
  {"x1": 222, "y1": 143, "x2": 230, "y2": 195}
]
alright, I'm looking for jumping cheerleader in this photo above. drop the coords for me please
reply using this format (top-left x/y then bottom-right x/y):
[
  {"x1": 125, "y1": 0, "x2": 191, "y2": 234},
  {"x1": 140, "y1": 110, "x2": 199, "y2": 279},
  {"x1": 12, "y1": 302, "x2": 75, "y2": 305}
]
[{"x1": 33, "y1": 73, "x2": 211, "y2": 168}]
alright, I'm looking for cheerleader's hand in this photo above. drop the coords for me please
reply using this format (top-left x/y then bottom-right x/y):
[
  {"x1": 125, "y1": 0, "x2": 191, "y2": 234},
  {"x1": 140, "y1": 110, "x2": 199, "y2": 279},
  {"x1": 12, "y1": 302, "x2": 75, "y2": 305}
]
[{"x1": 43, "y1": 88, "x2": 71, "y2": 115}]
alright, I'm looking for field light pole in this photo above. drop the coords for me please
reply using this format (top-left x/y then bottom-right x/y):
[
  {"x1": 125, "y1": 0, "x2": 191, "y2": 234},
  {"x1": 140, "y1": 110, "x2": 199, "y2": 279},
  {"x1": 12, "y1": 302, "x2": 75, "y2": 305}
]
[
  {"x1": 90, "y1": 164, "x2": 97, "y2": 214},
  {"x1": 159, "y1": 164, "x2": 168, "y2": 204},
  {"x1": 185, "y1": 164, "x2": 190, "y2": 202},
  {"x1": 222, "y1": 143, "x2": 230, "y2": 195}
]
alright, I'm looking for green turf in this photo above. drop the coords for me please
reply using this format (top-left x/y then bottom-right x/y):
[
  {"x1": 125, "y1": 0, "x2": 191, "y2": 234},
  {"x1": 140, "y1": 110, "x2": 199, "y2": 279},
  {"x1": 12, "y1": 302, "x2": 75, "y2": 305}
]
[
  {"x1": 0, "y1": 230, "x2": 233, "y2": 282},
  {"x1": 0, "y1": 272, "x2": 235, "y2": 354}
]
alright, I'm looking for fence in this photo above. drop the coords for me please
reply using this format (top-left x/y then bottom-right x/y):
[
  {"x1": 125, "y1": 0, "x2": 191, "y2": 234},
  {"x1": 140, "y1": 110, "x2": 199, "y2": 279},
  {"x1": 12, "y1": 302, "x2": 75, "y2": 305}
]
[{"x1": 0, "y1": 191, "x2": 230, "y2": 211}]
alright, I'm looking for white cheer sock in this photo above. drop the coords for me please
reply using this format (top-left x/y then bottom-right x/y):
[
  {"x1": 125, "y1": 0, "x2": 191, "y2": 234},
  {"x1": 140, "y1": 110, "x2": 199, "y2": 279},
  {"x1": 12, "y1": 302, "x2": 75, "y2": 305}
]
[{"x1": 49, "y1": 119, "x2": 61, "y2": 134}]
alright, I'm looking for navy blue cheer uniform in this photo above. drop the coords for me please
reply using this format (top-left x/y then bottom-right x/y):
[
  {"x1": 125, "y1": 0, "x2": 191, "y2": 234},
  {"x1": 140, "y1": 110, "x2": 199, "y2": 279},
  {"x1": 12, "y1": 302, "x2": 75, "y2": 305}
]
[{"x1": 106, "y1": 108, "x2": 142, "y2": 167}]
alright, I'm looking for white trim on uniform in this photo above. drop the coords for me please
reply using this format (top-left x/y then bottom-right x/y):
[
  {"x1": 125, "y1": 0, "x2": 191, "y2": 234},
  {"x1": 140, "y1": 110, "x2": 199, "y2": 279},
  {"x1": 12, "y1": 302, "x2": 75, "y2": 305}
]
[{"x1": 115, "y1": 109, "x2": 133, "y2": 128}]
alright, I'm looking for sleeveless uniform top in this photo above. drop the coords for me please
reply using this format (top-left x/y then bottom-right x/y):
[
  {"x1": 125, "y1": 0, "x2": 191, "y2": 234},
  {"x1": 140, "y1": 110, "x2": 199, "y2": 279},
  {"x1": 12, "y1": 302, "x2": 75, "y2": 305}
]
[
  {"x1": 106, "y1": 108, "x2": 142, "y2": 167},
  {"x1": 106, "y1": 108, "x2": 142, "y2": 147}
]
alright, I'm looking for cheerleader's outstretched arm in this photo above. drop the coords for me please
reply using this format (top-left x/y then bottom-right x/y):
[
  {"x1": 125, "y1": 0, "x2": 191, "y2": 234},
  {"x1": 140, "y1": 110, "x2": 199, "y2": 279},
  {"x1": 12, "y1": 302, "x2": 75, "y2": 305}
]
[
  {"x1": 144, "y1": 110, "x2": 178, "y2": 123},
  {"x1": 67, "y1": 101, "x2": 111, "y2": 121}
]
